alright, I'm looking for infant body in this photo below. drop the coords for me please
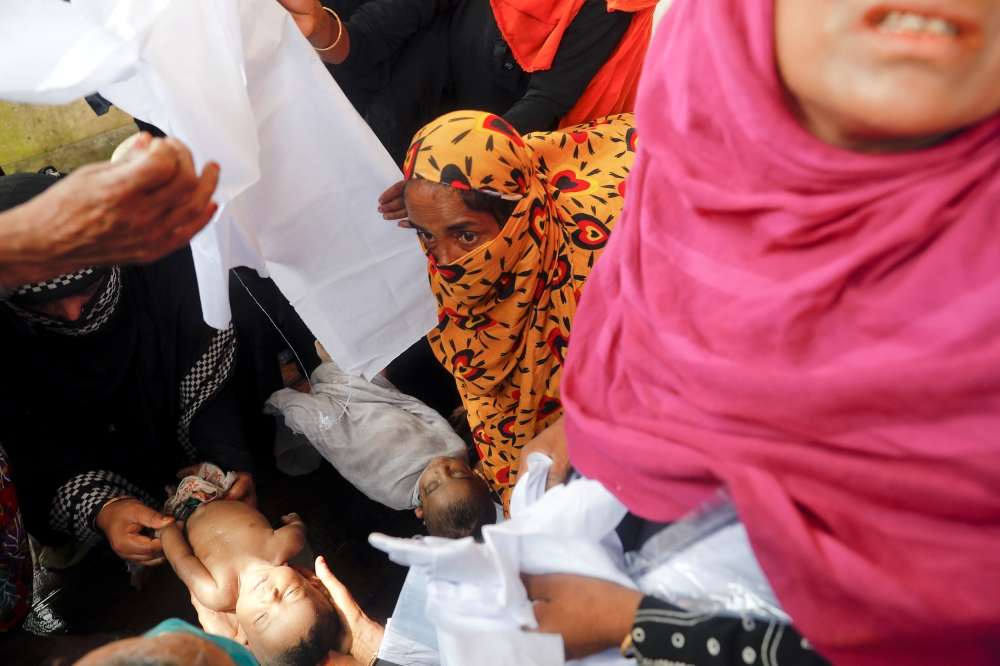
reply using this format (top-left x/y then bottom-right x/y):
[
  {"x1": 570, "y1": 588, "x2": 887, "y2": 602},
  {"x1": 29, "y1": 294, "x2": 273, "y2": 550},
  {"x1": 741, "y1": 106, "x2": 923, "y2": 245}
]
[
  {"x1": 170, "y1": 501, "x2": 304, "y2": 608},
  {"x1": 161, "y1": 501, "x2": 337, "y2": 666}
]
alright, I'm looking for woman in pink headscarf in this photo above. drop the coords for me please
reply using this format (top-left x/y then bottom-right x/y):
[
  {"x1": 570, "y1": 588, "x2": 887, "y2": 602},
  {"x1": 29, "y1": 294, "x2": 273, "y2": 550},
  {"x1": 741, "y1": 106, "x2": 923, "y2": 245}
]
[{"x1": 520, "y1": 0, "x2": 1000, "y2": 665}]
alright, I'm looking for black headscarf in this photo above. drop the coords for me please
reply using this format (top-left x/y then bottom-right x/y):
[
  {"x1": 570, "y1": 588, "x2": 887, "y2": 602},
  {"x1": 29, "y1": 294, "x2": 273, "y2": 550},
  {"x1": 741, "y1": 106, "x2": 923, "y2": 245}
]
[
  {"x1": 1, "y1": 169, "x2": 111, "y2": 331},
  {"x1": 0, "y1": 169, "x2": 135, "y2": 397},
  {"x1": 0, "y1": 170, "x2": 243, "y2": 545}
]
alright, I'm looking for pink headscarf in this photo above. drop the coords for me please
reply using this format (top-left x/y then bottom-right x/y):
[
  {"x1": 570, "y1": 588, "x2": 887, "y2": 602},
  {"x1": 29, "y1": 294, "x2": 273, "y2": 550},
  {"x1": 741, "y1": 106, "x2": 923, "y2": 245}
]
[{"x1": 560, "y1": 0, "x2": 1000, "y2": 664}]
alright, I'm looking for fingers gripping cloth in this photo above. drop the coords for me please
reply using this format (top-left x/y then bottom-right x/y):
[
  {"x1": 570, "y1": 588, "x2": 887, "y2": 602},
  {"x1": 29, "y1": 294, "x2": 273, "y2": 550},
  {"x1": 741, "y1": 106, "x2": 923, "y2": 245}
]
[{"x1": 164, "y1": 463, "x2": 237, "y2": 522}]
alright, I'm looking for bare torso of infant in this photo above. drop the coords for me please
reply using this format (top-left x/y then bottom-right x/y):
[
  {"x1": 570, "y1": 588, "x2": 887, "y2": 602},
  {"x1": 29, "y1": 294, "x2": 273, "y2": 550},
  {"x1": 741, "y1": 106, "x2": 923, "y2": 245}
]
[
  {"x1": 162, "y1": 500, "x2": 307, "y2": 612},
  {"x1": 185, "y1": 501, "x2": 286, "y2": 593}
]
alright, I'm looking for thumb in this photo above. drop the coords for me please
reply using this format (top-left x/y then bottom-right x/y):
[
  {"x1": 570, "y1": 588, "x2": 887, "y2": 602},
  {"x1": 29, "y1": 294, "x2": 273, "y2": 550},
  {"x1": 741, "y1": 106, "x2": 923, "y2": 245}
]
[
  {"x1": 315, "y1": 556, "x2": 354, "y2": 610},
  {"x1": 134, "y1": 504, "x2": 174, "y2": 529}
]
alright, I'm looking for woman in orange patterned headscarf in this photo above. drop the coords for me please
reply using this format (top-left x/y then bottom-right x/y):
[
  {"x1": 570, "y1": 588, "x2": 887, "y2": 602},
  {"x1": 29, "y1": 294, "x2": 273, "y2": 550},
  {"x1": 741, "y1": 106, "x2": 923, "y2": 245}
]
[{"x1": 399, "y1": 110, "x2": 637, "y2": 510}]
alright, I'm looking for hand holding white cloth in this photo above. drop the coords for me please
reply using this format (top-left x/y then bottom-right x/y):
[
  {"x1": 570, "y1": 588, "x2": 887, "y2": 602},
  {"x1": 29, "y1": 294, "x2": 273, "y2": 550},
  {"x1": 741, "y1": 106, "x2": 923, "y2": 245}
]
[{"x1": 0, "y1": 0, "x2": 437, "y2": 378}]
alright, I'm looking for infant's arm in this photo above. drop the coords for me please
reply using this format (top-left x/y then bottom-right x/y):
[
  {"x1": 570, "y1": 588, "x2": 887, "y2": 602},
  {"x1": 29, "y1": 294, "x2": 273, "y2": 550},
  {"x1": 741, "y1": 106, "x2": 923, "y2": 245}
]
[
  {"x1": 272, "y1": 512, "x2": 307, "y2": 562},
  {"x1": 161, "y1": 524, "x2": 236, "y2": 611}
]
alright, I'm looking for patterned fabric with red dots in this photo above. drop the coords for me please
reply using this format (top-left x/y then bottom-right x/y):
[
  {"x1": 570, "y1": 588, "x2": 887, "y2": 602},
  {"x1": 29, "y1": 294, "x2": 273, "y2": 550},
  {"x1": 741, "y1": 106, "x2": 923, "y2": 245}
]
[{"x1": 404, "y1": 110, "x2": 636, "y2": 512}]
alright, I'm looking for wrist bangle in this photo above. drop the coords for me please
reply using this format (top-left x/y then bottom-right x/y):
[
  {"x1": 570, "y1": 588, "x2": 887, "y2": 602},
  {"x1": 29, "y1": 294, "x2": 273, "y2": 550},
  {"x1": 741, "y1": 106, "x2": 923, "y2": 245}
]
[
  {"x1": 314, "y1": 7, "x2": 343, "y2": 52},
  {"x1": 620, "y1": 631, "x2": 634, "y2": 658},
  {"x1": 93, "y1": 495, "x2": 136, "y2": 532},
  {"x1": 102, "y1": 495, "x2": 135, "y2": 511}
]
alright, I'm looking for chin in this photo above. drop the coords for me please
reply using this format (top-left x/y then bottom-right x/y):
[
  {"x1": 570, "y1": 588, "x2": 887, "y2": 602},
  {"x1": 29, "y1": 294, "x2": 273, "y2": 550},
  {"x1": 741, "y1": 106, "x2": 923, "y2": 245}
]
[{"x1": 828, "y1": 71, "x2": 996, "y2": 139}]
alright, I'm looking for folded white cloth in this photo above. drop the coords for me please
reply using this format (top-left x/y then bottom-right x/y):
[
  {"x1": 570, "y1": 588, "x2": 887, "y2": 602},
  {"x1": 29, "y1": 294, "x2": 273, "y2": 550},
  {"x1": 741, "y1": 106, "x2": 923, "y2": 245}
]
[
  {"x1": 371, "y1": 479, "x2": 633, "y2": 666},
  {"x1": 264, "y1": 359, "x2": 467, "y2": 510},
  {"x1": 372, "y1": 482, "x2": 785, "y2": 666},
  {"x1": 379, "y1": 567, "x2": 440, "y2": 666},
  {"x1": 508, "y1": 452, "x2": 552, "y2": 517},
  {"x1": 0, "y1": 0, "x2": 437, "y2": 378}
]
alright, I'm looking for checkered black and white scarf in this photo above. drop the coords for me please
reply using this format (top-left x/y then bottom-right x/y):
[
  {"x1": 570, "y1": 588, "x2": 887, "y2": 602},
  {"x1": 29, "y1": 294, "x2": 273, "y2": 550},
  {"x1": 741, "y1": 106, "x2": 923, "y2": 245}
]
[
  {"x1": 7, "y1": 267, "x2": 121, "y2": 336},
  {"x1": 48, "y1": 321, "x2": 237, "y2": 543}
]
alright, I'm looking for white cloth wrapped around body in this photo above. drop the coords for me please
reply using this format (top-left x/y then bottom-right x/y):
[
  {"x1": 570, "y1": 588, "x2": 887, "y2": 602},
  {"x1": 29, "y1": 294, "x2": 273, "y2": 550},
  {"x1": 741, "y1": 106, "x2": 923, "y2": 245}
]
[{"x1": 264, "y1": 359, "x2": 467, "y2": 510}]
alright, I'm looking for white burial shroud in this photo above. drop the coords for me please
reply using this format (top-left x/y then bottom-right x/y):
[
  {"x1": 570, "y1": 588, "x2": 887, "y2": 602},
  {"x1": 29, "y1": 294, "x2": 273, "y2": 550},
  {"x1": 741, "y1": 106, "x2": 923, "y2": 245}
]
[{"x1": 0, "y1": 0, "x2": 437, "y2": 378}]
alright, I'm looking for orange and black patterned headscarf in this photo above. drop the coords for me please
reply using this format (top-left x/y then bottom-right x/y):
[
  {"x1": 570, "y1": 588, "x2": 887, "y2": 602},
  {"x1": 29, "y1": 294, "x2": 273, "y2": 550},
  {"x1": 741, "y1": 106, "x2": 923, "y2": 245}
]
[{"x1": 404, "y1": 110, "x2": 636, "y2": 511}]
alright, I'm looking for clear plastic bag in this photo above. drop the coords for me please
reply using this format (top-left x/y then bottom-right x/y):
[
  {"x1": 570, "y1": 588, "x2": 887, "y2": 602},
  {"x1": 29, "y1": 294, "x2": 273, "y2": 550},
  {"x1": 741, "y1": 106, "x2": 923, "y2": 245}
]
[{"x1": 625, "y1": 493, "x2": 790, "y2": 622}]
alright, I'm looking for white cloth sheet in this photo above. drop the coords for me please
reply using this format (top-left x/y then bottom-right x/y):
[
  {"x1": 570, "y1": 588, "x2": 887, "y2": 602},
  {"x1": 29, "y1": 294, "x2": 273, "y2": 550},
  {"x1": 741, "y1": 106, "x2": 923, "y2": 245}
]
[
  {"x1": 509, "y1": 452, "x2": 552, "y2": 517},
  {"x1": 264, "y1": 358, "x2": 467, "y2": 510},
  {"x1": 0, "y1": 0, "x2": 437, "y2": 378},
  {"x1": 372, "y1": 481, "x2": 785, "y2": 666},
  {"x1": 371, "y1": 479, "x2": 634, "y2": 666}
]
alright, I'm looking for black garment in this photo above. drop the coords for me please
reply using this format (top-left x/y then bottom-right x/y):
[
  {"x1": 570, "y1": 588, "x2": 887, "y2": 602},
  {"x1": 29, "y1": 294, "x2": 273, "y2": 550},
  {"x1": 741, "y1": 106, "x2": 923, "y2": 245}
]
[
  {"x1": 450, "y1": 0, "x2": 632, "y2": 133},
  {"x1": 328, "y1": 0, "x2": 632, "y2": 163},
  {"x1": 631, "y1": 596, "x2": 831, "y2": 666},
  {"x1": 0, "y1": 248, "x2": 278, "y2": 546}
]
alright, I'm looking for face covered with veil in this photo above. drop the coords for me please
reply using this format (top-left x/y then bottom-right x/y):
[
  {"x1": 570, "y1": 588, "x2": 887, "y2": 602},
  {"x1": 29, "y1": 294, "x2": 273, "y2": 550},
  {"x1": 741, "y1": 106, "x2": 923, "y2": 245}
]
[{"x1": 398, "y1": 110, "x2": 637, "y2": 510}]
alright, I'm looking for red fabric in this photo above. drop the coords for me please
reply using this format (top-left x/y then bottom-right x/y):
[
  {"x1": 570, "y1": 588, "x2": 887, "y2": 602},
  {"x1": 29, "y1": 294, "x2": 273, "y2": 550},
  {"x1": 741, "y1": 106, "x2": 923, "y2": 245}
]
[
  {"x1": 489, "y1": 0, "x2": 657, "y2": 127},
  {"x1": 560, "y1": 0, "x2": 1000, "y2": 664}
]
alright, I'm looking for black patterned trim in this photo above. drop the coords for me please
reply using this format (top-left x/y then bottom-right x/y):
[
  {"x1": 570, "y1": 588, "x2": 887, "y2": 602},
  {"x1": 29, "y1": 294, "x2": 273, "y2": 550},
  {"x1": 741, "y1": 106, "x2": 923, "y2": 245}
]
[
  {"x1": 7, "y1": 267, "x2": 121, "y2": 336},
  {"x1": 176, "y1": 323, "x2": 237, "y2": 464},
  {"x1": 631, "y1": 597, "x2": 829, "y2": 666},
  {"x1": 13, "y1": 267, "x2": 96, "y2": 297},
  {"x1": 49, "y1": 470, "x2": 159, "y2": 545}
]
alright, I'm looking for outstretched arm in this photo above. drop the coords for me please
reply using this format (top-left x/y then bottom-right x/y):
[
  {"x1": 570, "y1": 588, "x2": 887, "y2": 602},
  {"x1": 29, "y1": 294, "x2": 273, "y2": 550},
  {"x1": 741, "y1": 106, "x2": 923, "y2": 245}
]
[
  {"x1": 273, "y1": 512, "x2": 308, "y2": 562},
  {"x1": 161, "y1": 524, "x2": 234, "y2": 611}
]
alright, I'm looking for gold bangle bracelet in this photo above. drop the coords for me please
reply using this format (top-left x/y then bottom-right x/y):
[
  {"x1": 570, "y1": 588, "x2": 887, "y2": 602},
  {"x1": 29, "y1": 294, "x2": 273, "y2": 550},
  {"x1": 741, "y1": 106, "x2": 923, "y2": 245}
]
[
  {"x1": 314, "y1": 6, "x2": 343, "y2": 52},
  {"x1": 102, "y1": 495, "x2": 135, "y2": 511},
  {"x1": 620, "y1": 631, "x2": 634, "y2": 658},
  {"x1": 93, "y1": 494, "x2": 136, "y2": 532}
]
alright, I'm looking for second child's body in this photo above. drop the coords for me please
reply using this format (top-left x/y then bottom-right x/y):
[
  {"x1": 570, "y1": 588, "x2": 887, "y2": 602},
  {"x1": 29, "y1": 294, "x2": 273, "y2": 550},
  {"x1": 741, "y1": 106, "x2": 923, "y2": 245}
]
[{"x1": 161, "y1": 501, "x2": 337, "y2": 666}]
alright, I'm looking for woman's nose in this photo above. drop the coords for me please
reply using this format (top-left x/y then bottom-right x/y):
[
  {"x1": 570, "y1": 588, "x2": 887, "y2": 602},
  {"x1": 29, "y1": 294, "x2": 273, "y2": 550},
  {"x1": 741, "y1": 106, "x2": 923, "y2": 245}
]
[
  {"x1": 436, "y1": 244, "x2": 458, "y2": 266},
  {"x1": 55, "y1": 298, "x2": 86, "y2": 322}
]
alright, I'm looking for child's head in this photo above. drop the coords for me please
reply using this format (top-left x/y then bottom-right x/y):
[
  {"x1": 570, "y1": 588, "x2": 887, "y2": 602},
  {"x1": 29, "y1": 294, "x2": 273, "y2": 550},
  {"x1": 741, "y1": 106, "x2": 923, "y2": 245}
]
[
  {"x1": 235, "y1": 565, "x2": 339, "y2": 666},
  {"x1": 775, "y1": 0, "x2": 1000, "y2": 151},
  {"x1": 416, "y1": 456, "x2": 497, "y2": 540}
]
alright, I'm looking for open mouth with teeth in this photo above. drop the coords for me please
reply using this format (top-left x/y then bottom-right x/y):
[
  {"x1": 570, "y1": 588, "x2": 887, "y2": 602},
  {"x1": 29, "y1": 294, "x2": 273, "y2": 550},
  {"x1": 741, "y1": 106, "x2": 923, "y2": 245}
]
[
  {"x1": 875, "y1": 10, "x2": 959, "y2": 37},
  {"x1": 864, "y1": 7, "x2": 977, "y2": 42}
]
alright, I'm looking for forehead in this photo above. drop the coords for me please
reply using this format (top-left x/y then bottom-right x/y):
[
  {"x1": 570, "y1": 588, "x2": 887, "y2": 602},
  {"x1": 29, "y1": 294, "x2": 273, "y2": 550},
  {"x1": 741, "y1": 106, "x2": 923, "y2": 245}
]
[
  {"x1": 423, "y1": 474, "x2": 480, "y2": 507},
  {"x1": 405, "y1": 181, "x2": 497, "y2": 231}
]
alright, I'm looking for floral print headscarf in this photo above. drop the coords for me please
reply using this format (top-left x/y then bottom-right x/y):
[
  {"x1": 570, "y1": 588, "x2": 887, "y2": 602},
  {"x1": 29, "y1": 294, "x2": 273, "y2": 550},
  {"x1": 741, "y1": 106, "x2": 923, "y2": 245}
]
[{"x1": 404, "y1": 111, "x2": 636, "y2": 511}]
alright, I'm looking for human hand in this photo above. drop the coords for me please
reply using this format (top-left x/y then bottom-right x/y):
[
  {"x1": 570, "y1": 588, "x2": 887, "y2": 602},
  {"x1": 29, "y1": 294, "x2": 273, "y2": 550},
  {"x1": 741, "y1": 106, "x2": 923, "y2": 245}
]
[
  {"x1": 95, "y1": 499, "x2": 175, "y2": 566},
  {"x1": 175, "y1": 466, "x2": 256, "y2": 508},
  {"x1": 190, "y1": 590, "x2": 240, "y2": 640},
  {"x1": 225, "y1": 472, "x2": 257, "y2": 508},
  {"x1": 0, "y1": 135, "x2": 219, "y2": 288},
  {"x1": 280, "y1": 512, "x2": 305, "y2": 529},
  {"x1": 520, "y1": 417, "x2": 571, "y2": 490},
  {"x1": 314, "y1": 556, "x2": 384, "y2": 661},
  {"x1": 37, "y1": 136, "x2": 214, "y2": 265},
  {"x1": 378, "y1": 180, "x2": 408, "y2": 222},
  {"x1": 523, "y1": 573, "x2": 643, "y2": 660},
  {"x1": 274, "y1": 0, "x2": 346, "y2": 56}
]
